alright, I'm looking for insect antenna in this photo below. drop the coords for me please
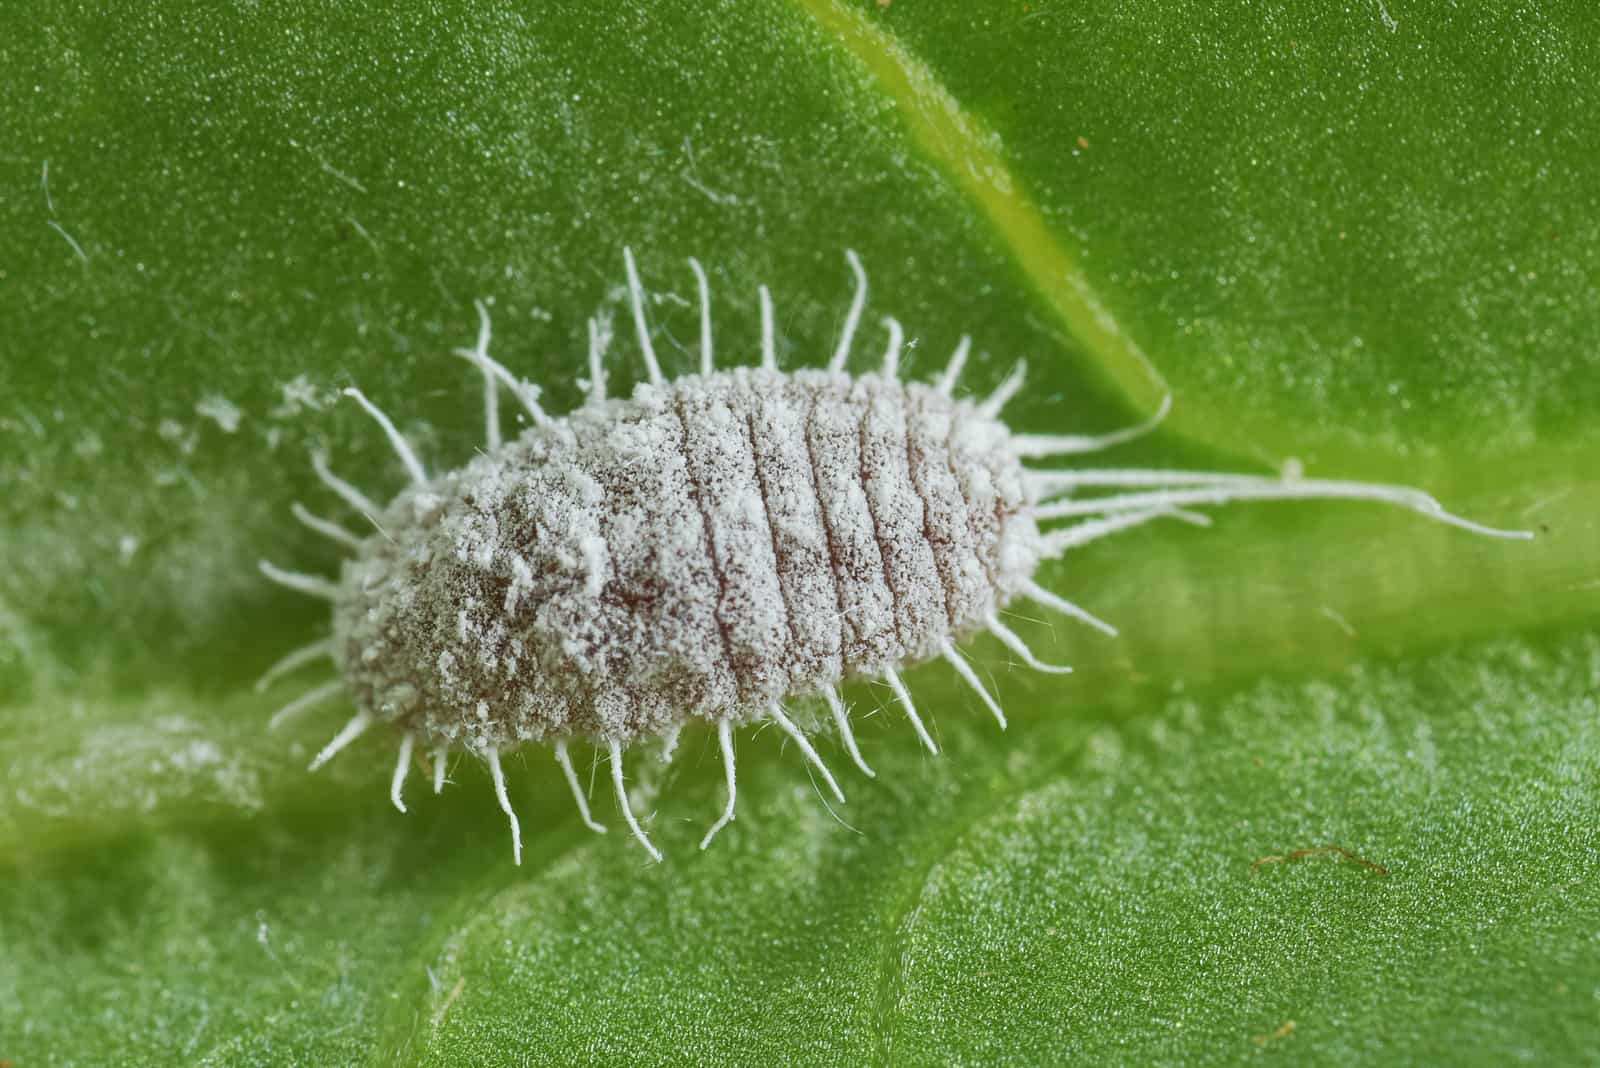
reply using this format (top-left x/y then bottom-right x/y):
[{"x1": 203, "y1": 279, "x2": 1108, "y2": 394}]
[{"x1": 1033, "y1": 471, "x2": 1533, "y2": 539}]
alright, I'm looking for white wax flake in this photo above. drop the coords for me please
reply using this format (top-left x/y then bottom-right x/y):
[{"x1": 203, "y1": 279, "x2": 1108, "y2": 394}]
[
  {"x1": 157, "y1": 419, "x2": 197, "y2": 456},
  {"x1": 74, "y1": 431, "x2": 104, "y2": 458},
  {"x1": 579, "y1": 535, "x2": 609, "y2": 598},
  {"x1": 196, "y1": 393, "x2": 243, "y2": 433},
  {"x1": 169, "y1": 739, "x2": 225, "y2": 772},
  {"x1": 270, "y1": 374, "x2": 332, "y2": 419}
]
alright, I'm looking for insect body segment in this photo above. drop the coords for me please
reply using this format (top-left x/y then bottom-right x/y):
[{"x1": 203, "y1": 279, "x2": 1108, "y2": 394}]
[{"x1": 259, "y1": 249, "x2": 1530, "y2": 865}]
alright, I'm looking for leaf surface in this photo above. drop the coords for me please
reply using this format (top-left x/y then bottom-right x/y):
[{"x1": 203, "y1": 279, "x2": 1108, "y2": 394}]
[{"x1": 2, "y1": 2, "x2": 1596, "y2": 1065}]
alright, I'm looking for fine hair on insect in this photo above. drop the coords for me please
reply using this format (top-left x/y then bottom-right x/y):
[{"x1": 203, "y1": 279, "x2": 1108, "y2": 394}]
[{"x1": 258, "y1": 247, "x2": 1531, "y2": 865}]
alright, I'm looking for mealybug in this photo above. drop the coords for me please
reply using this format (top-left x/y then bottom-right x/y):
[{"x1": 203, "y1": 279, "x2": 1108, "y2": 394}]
[{"x1": 258, "y1": 248, "x2": 1529, "y2": 864}]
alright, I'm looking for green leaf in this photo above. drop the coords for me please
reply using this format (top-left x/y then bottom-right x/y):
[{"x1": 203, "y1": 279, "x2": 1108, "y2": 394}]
[{"x1": 3, "y1": 2, "x2": 1596, "y2": 1064}]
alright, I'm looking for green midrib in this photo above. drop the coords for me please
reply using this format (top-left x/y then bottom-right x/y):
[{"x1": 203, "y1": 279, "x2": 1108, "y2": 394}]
[
  {"x1": 789, "y1": 0, "x2": 1402, "y2": 467},
  {"x1": 792, "y1": 2, "x2": 1167, "y2": 409}
]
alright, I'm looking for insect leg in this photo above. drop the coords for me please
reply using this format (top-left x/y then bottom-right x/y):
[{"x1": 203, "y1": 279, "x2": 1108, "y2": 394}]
[
  {"x1": 390, "y1": 731, "x2": 415, "y2": 813},
  {"x1": 699, "y1": 718, "x2": 738, "y2": 849},
  {"x1": 689, "y1": 257, "x2": 713, "y2": 375},
  {"x1": 976, "y1": 361, "x2": 1027, "y2": 419},
  {"x1": 267, "y1": 678, "x2": 343, "y2": 730},
  {"x1": 452, "y1": 339, "x2": 550, "y2": 428},
  {"x1": 823, "y1": 685, "x2": 875, "y2": 778},
  {"x1": 769, "y1": 704, "x2": 845, "y2": 803},
  {"x1": 759, "y1": 284, "x2": 778, "y2": 371},
  {"x1": 342, "y1": 387, "x2": 428, "y2": 485},
  {"x1": 308, "y1": 710, "x2": 374, "y2": 771},
  {"x1": 258, "y1": 560, "x2": 340, "y2": 601},
  {"x1": 254, "y1": 638, "x2": 333, "y2": 694},
  {"x1": 827, "y1": 249, "x2": 868, "y2": 373},
  {"x1": 312, "y1": 451, "x2": 383, "y2": 519},
  {"x1": 1037, "y1": 508, "x2": 1210, "y2": 557},
  {"x1": 884, "y1": 665, "x2": 938, "y2": 755},
  {"x1": 880, "y1": 316, "x2": 904, "y2": 379},
  {"x1": 485, "y1": 746, "x2": 522, "y2": 866},
  {"x1": 934, "y1": 335, "x2": 971, "y2": 396},
  {"x1": 609, "y1": 739, "x2": 663, "y2": 862},
  {"x1": 586, "y1": 315, "x2": 611, "y2": 404},
  {"x1": 941, "y1": 641, "x2": 1007, "y2": 729},
  {"x1": 623, "y1": 247, "x2": 666, "y2": 387},
  {"x1": 457, "y1": 298, "x2": 499, "y2": 450},
  {"x1": 554, "y1": 740, "x2": 607, "y2": 834},
  {"x1": 1017, "y1": 579, "x2": 1117, "y2": 637},
  {"x1": 985, "y1": 615, "x2": 1074, "y2": 674},
  {"x1": 291, "y1": 502, "x2": 363, "y2": 551}
]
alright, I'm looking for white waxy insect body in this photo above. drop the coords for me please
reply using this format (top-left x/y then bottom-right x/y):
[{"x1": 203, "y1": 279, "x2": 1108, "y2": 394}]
[
  {"x1": 260, "y1": 248, "x2": 1531, "y2": 864},
  {"x1": 333, "y1": 364, "x2": 1036, "y2": 753}
]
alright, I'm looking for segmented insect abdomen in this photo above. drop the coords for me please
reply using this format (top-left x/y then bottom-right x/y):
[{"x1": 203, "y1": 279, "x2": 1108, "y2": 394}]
[
  {"x1": 333, "y1": 366, "x2": 1035, "y2": 748},
  {"x1": 700, "y1": 367, "x2": 1036, "y2": 692}
]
